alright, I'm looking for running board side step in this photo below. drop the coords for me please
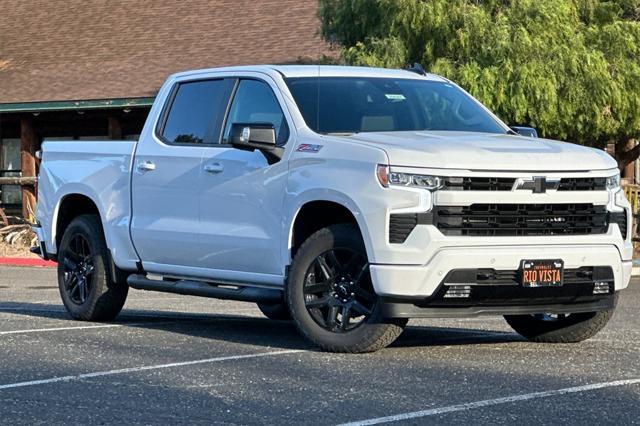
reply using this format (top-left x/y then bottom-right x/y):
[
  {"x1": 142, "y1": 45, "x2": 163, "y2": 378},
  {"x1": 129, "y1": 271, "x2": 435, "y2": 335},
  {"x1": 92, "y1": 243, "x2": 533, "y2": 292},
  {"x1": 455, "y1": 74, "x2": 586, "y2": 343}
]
[{"x1": 126, "y1": 274, "x2": 283, "y2": 304}]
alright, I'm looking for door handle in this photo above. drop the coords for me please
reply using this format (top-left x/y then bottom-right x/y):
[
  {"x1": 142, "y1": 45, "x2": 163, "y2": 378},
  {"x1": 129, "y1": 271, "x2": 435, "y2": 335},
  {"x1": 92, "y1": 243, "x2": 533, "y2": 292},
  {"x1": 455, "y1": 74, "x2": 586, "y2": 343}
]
[
  {"x1": 203, "y1": 162, "x2": 224, "y2": 174},
  {"x1": 137, "y1": 161, "x2": 156, "y2": 172}
]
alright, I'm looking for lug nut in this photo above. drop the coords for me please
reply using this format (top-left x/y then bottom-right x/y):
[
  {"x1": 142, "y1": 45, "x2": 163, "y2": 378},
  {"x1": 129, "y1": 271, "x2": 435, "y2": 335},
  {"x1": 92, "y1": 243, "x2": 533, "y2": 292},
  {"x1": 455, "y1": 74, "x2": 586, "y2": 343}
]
[{"x1": 350, "y1": 292, "x2": 355, "y2": 296}]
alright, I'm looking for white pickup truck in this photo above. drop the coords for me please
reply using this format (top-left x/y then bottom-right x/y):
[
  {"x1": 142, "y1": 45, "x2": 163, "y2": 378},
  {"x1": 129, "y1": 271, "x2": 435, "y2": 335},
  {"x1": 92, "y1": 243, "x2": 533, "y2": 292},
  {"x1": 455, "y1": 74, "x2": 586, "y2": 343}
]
[{"x1": 33, "y1": 65, "x2": 632, "y2": 353}]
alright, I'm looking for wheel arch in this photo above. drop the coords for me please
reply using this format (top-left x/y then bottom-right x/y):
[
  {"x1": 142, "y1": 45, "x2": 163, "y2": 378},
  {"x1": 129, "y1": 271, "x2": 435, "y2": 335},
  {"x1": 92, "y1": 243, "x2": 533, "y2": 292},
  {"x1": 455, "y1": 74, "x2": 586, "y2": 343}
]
[
  {"x1": 287, "y1": 197, "x2": 371, "y2": 264},
  {"x1": 53, "y1": 192, "x2": 105, "y2": 253}
]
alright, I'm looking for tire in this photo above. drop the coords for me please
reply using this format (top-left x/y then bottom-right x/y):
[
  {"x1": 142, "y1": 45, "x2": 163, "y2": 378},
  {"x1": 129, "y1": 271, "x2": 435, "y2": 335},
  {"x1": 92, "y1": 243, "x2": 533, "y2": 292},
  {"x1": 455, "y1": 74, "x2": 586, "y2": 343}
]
[
  {"x1": 257, "y1": 301, "x2": 291, "y2": 321},
  {"x1": 504, "y1": 299, "x2": 616, "y2": 343},
  {"x1": 286, "y1": 224, "x2": 406, "y2": 353},
  {"x1": 57, "y1": 214, "x2": 128, "y2": 321}
]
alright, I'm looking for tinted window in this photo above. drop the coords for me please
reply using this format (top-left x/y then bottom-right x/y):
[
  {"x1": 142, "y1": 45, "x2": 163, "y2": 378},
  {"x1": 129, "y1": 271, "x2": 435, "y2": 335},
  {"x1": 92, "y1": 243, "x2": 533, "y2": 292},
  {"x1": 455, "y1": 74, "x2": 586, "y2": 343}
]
[
  {"x1": 286, "y1": 77, "x2": 506, "y2": 135},
  {"x1": 223, "y1": 79, "x2": 289, "y2": 144},
  {"x1": 162, "y1": 79, "x2": 233, "y2": 144}
]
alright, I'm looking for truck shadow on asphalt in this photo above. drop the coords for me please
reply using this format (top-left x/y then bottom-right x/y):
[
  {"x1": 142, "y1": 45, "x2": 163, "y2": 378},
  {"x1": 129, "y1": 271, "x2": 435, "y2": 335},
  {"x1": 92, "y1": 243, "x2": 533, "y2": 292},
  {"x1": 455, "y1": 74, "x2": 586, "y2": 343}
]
[{"x1": 0, "y1": 302, "x2": 523, "y2": 350}]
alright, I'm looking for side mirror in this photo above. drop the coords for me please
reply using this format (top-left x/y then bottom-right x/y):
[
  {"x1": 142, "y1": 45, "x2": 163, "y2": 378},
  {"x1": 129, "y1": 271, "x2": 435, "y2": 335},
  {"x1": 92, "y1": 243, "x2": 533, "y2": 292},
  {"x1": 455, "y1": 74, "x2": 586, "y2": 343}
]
[
  {"x1": 229, "y1": 122, "x2": 284, "y2": 164},
  {"x1": 511, "y1": 126, "x2": 539, "y2": 138}
]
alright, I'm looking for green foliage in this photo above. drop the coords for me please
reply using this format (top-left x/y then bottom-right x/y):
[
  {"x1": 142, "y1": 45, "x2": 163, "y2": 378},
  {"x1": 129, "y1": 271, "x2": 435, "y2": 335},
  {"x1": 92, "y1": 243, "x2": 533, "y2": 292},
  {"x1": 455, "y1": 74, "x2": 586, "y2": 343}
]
[{"x1": 319, "y1": 0, "x2": 640, "y2": 147}]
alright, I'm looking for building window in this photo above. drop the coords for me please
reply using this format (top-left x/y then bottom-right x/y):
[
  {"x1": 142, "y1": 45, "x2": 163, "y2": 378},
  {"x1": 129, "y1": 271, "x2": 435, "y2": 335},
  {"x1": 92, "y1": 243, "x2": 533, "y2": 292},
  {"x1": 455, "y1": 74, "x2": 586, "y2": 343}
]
[{"x1": 0, "y1": 138, "x2": 22, "y2": 206}]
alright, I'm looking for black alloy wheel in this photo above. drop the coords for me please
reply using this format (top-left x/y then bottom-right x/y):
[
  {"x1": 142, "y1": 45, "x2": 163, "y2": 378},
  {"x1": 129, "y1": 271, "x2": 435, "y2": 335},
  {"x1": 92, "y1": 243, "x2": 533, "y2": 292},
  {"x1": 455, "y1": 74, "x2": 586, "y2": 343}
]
[
  {"x1": 61, "y1": 233, "x2": 95, "y2": 305},
  {"x1": 303, "y1": 248, "x2": 376, "y2": 333}
]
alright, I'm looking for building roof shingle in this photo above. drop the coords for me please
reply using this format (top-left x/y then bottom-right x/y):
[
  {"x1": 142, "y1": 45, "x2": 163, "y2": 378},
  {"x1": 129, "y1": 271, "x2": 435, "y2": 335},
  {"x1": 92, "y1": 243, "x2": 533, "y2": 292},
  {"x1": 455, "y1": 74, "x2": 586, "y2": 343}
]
[{"x1": 0, "y1": 0, "x2": 334, "y2": 104}]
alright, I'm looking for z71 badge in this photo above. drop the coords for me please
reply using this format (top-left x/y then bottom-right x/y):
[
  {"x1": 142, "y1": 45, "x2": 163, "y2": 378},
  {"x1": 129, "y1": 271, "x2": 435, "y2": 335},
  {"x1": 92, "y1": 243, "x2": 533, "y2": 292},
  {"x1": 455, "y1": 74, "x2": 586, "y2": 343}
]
[{"x1": 296, "y1": 143, "x2": 323, "y2": 153}]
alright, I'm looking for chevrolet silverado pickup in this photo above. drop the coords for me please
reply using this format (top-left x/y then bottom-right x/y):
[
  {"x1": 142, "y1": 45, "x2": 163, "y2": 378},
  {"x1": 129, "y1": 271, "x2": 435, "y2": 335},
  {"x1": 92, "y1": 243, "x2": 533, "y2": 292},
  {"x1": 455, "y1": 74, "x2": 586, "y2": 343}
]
[{"x1": 33, "y1": 65, "x2": 632, "y2": 352}]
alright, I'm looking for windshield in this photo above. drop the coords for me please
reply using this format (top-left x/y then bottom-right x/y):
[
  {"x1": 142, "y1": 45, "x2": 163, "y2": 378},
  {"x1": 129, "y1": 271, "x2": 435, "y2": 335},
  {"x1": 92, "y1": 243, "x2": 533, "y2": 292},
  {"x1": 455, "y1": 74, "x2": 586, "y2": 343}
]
[{"x1": 285, "y1": 77, "x2": 507, "y2": 135}]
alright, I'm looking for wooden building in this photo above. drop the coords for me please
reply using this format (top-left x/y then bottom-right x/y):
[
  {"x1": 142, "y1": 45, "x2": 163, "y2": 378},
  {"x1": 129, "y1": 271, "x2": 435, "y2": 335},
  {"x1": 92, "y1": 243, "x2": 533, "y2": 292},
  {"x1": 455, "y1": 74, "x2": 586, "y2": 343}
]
[{"x1": 0, "y1": 0, "x2": 334, "y2": 219}]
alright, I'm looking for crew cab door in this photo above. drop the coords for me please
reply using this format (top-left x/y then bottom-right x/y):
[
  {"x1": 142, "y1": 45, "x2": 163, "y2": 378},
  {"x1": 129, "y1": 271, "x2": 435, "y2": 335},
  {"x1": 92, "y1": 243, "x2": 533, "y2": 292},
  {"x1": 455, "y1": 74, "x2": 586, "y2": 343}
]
[
  {"x1": 197, "y1": 78, "x2": 291, "y2": 279},
  {"x1": 130, "y1": 78, "x2": 234, "y2": 270}
]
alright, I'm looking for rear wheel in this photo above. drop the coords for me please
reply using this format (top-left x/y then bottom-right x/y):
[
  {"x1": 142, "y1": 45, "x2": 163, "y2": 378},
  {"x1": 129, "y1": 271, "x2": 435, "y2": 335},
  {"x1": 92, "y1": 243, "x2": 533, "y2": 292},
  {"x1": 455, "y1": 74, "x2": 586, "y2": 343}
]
[
  {"x1": 286, "y1": 224, "x2": 406, "y2": 353},
  {"x1": 57, "y1": 215, "x2": 128, "y2": 321},
  {"x1": 504, "y1": 302, "x2": 616, "y2": 343}
]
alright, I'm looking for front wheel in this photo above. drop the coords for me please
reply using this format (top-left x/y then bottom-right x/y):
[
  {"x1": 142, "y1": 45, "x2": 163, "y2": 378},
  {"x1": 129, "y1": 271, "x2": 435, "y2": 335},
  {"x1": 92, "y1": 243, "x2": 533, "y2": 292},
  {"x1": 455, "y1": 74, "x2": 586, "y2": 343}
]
[
  {"x1": 286, "y1": 224, "x2": 406, "y2": 353},
  {"x1": 504, "y1": 300, "x2": 616, "y2": 343}
]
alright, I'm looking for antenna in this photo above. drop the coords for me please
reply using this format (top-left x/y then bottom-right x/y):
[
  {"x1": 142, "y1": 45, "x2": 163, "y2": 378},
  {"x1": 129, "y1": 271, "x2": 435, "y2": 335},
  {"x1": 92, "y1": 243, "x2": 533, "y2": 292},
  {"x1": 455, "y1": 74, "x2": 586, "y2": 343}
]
[{"x1": 407, "y1": 62, "x2": 427, "y2": 76}]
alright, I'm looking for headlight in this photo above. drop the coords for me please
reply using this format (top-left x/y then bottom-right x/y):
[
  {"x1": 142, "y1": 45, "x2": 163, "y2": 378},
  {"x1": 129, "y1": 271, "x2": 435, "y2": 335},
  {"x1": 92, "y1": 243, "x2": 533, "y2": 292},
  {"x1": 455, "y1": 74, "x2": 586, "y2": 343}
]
[
  {"x1": 606, "y1": 173, "x2": 621, "y2": 191},
  {"x1": 376, "y1": 165, "x2": 443, "y2": 190}
]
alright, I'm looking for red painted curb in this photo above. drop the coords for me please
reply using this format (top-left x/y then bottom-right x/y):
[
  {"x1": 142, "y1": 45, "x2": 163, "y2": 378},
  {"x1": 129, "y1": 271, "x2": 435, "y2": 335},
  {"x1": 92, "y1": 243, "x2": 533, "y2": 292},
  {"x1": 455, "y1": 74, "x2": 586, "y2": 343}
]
[{"x1": 0, "y1": 258, "x2": 57, "y2": 268}]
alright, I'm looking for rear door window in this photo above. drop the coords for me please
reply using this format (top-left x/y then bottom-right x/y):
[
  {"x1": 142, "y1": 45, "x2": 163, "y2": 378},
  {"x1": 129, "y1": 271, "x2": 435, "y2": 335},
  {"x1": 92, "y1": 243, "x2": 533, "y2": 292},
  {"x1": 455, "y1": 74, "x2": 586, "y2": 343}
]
[{"x1": 161, "y1": 79, "x2": 234, "y2": 144}]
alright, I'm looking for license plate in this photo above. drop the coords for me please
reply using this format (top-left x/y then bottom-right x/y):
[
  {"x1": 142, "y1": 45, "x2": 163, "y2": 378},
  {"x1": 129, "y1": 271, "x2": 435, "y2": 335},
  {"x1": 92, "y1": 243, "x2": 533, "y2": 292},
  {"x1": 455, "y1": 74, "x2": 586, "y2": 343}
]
[{"x1": 521, "y1": 259, "x2": 564, "y2": 287}]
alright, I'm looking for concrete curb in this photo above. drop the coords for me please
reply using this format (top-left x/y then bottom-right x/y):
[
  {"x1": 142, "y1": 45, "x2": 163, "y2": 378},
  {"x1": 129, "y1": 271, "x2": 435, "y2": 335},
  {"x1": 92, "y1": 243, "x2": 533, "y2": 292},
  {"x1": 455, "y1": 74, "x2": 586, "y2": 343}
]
[{"x1": 0, "y1": 258, "x2": 57, "y2": 268}]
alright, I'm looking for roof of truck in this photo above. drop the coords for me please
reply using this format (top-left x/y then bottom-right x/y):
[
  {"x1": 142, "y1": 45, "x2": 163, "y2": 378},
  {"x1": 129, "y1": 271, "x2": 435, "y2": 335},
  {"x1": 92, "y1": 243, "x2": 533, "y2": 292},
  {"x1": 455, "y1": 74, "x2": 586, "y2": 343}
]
[
  {"x1": 274, "y1": 65, "x2": 447, "y2": 81},
  {"x1": 174, "y1": 65, "x2": 448, "y2": 82}
]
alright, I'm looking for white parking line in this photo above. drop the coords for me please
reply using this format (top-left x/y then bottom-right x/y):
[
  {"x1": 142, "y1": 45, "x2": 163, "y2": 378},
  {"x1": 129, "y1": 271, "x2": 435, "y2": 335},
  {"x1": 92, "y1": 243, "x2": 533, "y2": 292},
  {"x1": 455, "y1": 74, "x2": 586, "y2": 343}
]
[
  {"x1": 0, "y1": 324, "x2": 127, "y2": 335},
  {"x1": 0, "y1": 306, "x2": 262, "y2": 320},
  {"x1": 0, "y1": 349, "x2": 303, "y2": 391},
  {"x1": 339, "y1": 378, "x2": 640, "y2": 426},
  {"x1": 0, "y1": 321, "x2": 180, "y2": 336}
]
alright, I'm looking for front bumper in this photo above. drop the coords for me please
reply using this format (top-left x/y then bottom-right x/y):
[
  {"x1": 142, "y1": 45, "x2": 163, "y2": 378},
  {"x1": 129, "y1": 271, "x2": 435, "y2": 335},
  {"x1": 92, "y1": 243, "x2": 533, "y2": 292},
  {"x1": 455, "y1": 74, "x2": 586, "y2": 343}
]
[
  {"x1": 379, "y1": 293, "x2": 618, "y2": 318},
  {"x1": 370, "y1": 244, "x2": 631, "y2": 298}
]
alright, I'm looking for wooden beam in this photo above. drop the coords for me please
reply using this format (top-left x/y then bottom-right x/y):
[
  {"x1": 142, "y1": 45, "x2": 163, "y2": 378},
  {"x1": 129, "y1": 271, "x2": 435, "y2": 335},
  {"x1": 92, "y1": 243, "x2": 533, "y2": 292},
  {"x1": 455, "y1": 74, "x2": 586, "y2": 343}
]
[
  {"x1": 20, "y1": 117, "x2": 37, "y2": 220},
  {"x1": 108, "y1": 115, "x2": 123, "y2": 140},
  {"x1": 623, "y1": 139, "x2": 636, "y2": 181},
  {"x1": 0, "y1": 177, "x2": 37, "y2": 185}
]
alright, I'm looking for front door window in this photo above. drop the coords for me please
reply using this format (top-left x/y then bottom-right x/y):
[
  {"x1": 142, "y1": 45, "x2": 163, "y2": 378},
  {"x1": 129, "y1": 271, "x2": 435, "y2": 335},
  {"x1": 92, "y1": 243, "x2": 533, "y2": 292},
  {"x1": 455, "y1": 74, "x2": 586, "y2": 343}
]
[{"x1": 222, "y1": 79, "x2": 289, "y2": 145}]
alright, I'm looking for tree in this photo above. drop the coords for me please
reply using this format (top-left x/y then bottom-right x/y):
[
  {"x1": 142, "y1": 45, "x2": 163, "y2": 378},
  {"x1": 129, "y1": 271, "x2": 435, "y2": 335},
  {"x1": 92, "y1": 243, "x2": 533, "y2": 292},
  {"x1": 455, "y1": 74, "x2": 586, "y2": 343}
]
[{"x1": 319, "y1": 0, "x2": 640, "y2": 171}]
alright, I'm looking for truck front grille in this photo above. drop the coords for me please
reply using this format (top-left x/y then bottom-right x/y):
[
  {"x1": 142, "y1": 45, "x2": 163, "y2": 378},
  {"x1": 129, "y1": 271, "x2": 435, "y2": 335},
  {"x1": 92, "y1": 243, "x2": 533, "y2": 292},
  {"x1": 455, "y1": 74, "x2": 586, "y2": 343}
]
[
  {"x1": 443, "y1": 177, "x2": 514, "y2": 191},
  {"x1": 557, "y1": 177, "x2": 606, "y2": 191},
  {"x1": 433, "y1": 203, "x2": 608, "y2": 236},
  {"x1": 441, "y1": 177, "x2": 607, "y2": 191}
]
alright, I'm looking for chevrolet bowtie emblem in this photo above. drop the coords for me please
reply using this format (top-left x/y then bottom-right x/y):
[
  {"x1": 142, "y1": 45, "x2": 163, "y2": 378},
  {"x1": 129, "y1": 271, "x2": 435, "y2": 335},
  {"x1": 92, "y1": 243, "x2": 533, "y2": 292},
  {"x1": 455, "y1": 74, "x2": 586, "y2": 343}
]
[{"x1": 515, "y1": 177, "x2": 560, "y2": 194}]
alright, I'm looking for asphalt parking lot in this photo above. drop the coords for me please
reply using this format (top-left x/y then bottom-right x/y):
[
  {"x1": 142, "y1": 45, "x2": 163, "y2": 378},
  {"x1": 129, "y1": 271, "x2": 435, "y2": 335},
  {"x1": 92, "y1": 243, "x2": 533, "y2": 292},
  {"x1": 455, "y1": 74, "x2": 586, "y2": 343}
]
[{"x1": 0, "y1": 266, "x2": 638, "y2": 425}]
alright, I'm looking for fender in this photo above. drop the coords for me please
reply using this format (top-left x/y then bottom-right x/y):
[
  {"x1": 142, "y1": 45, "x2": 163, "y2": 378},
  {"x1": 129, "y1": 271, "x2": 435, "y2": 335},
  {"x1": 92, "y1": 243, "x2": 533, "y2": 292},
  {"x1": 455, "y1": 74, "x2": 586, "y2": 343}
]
[
  {"x1": 50, "y1": 185, "x2": 107, "y2": 253},
  {"x1": 282, "y1": 190, "x2": 373, "y2": 269}
]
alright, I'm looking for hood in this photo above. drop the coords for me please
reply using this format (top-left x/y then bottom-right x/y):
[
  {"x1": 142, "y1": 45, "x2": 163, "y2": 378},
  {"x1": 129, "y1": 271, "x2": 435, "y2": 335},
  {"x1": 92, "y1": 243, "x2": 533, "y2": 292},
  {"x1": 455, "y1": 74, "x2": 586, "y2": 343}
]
[{"x1": 345, "y1": 131, "x2": 617, "y2": 172}]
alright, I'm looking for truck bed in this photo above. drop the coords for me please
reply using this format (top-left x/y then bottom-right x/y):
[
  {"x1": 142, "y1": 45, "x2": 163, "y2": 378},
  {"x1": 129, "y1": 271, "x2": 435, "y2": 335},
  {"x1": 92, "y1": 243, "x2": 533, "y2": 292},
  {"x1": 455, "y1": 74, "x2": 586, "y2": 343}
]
[{"x1": 36, "y1": 140, "x2": 140, "y2": 269}]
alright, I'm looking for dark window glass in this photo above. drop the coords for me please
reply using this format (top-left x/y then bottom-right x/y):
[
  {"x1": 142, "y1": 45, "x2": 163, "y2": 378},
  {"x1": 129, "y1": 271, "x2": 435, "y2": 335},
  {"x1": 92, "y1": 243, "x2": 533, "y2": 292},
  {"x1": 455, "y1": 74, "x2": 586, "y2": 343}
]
[
  {"x1": 286, "y1": 77, "x2": 507, "y2": 135},
  {"x1": 162, "y1": 79, "x2": 233, "y2": 144},
  {"x1": 223, "y1": 79, "x2": 289, "y2": 144}
]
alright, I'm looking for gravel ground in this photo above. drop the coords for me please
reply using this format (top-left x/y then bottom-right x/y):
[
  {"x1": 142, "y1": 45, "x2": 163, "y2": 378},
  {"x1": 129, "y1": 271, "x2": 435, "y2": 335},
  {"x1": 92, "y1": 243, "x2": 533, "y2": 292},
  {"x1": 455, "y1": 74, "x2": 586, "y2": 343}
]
[{"x1": 0, "y1": 266, "x2": 638, "y2": 425}]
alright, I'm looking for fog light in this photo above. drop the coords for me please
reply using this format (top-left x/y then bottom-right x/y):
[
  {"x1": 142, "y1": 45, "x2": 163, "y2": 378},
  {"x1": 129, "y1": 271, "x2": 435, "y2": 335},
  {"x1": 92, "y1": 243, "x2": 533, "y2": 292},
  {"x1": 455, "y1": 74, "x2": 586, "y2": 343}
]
[
  {"x1": 444, "y1": 285, "x2": 472, "y2": 298},
  {"x1": 593, "y1": 281, "x2": 610, "y2": 295}
]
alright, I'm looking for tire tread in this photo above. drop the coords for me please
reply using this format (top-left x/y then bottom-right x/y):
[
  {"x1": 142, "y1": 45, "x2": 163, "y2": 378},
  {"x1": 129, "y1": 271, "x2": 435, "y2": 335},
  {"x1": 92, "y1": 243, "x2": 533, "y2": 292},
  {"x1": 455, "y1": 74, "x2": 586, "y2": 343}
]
[{"x1": 504, "y1": 306, "x2": 615, "y2": 343}]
